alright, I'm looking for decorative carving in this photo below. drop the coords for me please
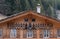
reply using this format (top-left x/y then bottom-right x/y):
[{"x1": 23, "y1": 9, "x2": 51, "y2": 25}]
[
  {"x1": 27, "y1": 23, "x2": 32, "y2": 30},
  {"x1": 7, "y1": 23, "x2": 53, "y2": 30}
]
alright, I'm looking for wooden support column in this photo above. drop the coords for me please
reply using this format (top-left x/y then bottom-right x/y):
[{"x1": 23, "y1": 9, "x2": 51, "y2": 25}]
[
  {"x1": 17, "y1": 29, "x2": 20, "y2": 38},
  {"x1": 37, "y1": 30, "x2": 39, "y2": 39},
  {"x1": 6, "y1": 28, "x2": 10, "y2": 38},
  {"x1": 54, "y1": 28, "x2": 57, "y2": 38},
  {"x1": 20, "y1": 29, "x2": 23, "y2": 39},
  {"x1": 53, "y1": 25, "x2": 57, "y2": 39},
  {"x1": 3, "y1": 27, "x2": 7, "y2": 38}
]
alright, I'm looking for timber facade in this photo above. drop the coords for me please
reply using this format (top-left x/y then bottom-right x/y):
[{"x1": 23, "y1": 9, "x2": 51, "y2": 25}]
[{"x1": 0, "y1": 10, "x2": 60, "y2": 39}]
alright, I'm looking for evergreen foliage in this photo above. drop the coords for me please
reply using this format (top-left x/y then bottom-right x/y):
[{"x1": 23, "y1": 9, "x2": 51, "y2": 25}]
[{"x1": 1, "y1": 0, "x2": 60, "y2": 18}]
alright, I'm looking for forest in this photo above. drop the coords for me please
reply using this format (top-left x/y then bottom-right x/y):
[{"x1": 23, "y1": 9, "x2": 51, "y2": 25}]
[{"x1": 1, "y1": 0, "x2": 60, "y2": 18}]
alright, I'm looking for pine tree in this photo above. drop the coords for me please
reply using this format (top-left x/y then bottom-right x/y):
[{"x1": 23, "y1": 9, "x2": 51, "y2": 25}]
[{"x1": 3, "y1": 0, "x2": 59, "y2": 17}]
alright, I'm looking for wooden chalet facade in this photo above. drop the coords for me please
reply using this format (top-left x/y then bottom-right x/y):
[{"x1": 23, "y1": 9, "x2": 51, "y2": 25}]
[{"x1": 0, "y1": 10, "x2": 60, "y2": 39}]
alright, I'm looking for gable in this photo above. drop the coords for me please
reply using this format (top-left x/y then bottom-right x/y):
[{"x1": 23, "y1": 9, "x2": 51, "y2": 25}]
[
  {"x1": 0, "y1": 10, "x2": 60, "y2": 24},
  {"x1": 11, "y1": 14, "x2": 45, "y2": 23}
]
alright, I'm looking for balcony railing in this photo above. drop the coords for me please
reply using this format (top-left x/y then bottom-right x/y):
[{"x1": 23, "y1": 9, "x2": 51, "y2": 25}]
[{"x1": 7, "y1": 23, "x2": 53, "y2": 30}]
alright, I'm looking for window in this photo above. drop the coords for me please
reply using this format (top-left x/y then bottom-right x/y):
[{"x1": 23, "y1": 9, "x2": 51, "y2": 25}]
[
  {"x1": 24, "y1": 18, "x2": 28, "y2": 22},
  {"x1": 43, "y1": 30, "x2": 50, "y2": 37},
  {"x1": 57, "y1": 29, "x2": 60, "y2": 37},
  {"x1": 27, "y1": 30, "x2": 33, "y2": 38},
  {"x1": 0, "y1": 29, "x2": 2, "y2": 37},
  {"x1": 10, "y1": 29, "x2": 17, "y2": 38},
  {"x1": 40, "y1": 31, "x2": 43, "y2": 38},
  {"x1": 32, "y1": 19, "x2": 35, "y2": 22},
  {"x1": 33, "y1": 30, "x2": 37, "y2": 38}
]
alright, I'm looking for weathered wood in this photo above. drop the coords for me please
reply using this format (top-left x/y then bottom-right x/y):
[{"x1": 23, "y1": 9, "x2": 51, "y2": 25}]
[{"x1": 0, "y1": 11, "x2": 59, "y2": 39}]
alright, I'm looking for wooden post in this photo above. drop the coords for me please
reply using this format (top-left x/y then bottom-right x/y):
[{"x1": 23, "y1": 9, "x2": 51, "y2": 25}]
[
  {"x1": 3, "y1": 27, "x2": 7, "y2": 38},
  {"x1": 37, "y1": 30, "x2": 39, "y2": 39},
  {"x1": 20, "y1": 29, "x2": 23, "y2": 39}
]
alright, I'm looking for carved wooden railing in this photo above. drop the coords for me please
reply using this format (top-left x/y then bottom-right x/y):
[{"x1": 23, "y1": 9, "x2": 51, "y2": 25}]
[
  {"x1": 4, "y1": 22, "x2": 54, "y2": 38},
  {"x1": 7, "y1": 23, "x2": 53, "y2": 30}
]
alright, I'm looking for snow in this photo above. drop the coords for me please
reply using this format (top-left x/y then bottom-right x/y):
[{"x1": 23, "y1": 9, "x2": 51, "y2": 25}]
[{"x1": 0, "y1": 14, "x2": 7, "y2": 20}]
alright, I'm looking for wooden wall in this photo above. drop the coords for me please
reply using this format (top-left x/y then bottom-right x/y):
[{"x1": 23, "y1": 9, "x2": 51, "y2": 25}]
[{"x1": 0, "y1": 13, "x2": 60, "y2": 39}]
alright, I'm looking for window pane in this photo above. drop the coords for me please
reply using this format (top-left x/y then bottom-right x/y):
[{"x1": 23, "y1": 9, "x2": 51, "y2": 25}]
[
  {"x1": 44, "y1": 30, "x2": 47, "y2": 37},
  {"x1": 10, "y1": 29, "x2": 16, "y2": 38},
  {"x1": 40, "y1": 30, "x2": 43, "y2": 38},
  {"x1": 0, "y1": 29, "x2": 2, "y2": 37},
  {"x1": 32, "y1": 19, "x2": 35, "y2": 22},
  {"x1": 57, "y1": 29, "x2": 60, "y2": 37},
  {"x1": 43, "y1": 30, "x2": 50, "y2": 37},
  {"x1": 24, "y1": 18, "x2": 28, "y2": 22},
  {"x1": 27, "y1": 30, "x2": 33, "y2": 38},
  {"x1": 33, "y1": 30, "x2": 37, "y2": 38}
]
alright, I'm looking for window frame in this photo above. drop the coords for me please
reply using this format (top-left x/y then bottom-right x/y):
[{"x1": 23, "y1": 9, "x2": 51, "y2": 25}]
[
  {"x1": 57, "y1": 29, "x2": 60, "y2": 37},
  {"x1": 43, "y1": 30, "x2": 50, "y2": 38},
  {"x1": 10, "y1": 29, "x2": 17, "y2": 38},
  {"x1": 0, "y1": 29, "x2": 3, "y2": 38},
  {"x1": 32, "y1": 18, "x2": 35, "y2": 22},
  {"x1": 27, "y1": 30, "x2": 33, "y2": 38},
  {"x1": 24, "y1": 18, "x2": 28, "y2": 22}
]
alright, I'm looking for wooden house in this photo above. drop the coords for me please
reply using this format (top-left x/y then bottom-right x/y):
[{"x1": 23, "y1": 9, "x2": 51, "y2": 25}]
[{"x1": 0, "y1": 10, "x2": 60, "y2": 39}]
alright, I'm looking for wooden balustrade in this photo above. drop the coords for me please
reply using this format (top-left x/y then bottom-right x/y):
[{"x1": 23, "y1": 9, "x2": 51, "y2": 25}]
[
  {"x1": 0, "y1": 23, "x2": 56, "y2": 39},
  {"x1": 7, "y1": 23, "x2": 53, "y2": 30}
]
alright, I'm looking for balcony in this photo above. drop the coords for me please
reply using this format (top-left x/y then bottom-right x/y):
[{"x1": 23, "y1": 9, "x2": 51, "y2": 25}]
[{"x1": 7, "y1": 23, "x2": 53, "y2": 30}]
